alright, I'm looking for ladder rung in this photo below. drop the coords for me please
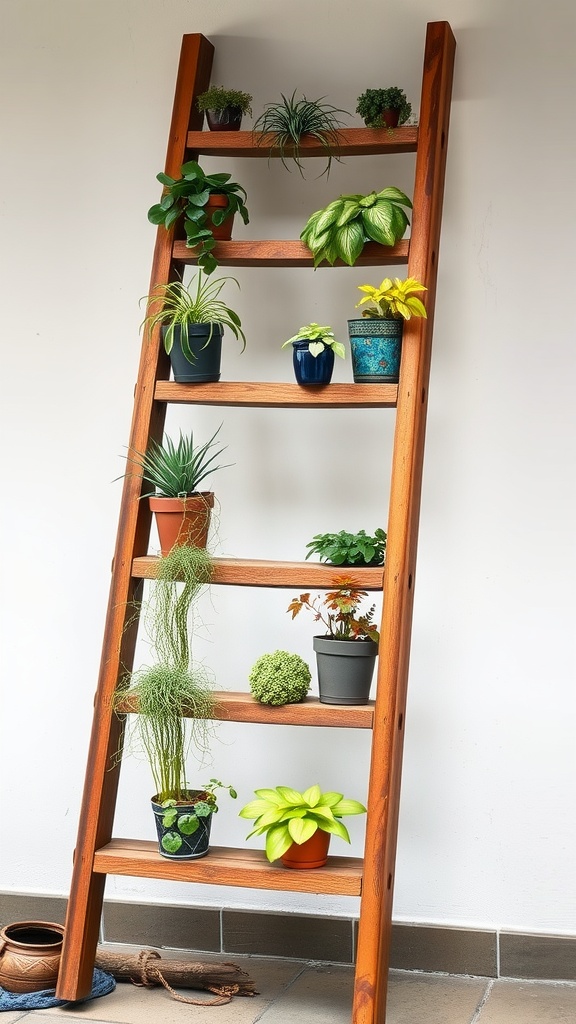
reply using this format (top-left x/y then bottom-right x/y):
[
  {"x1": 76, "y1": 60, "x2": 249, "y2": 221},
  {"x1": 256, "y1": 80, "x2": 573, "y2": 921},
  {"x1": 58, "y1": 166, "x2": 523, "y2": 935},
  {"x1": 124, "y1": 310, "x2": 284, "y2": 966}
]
[
  {"x1": 154, "y1": 381, "x2": 398, "y2": 408},
  {"x1": 131, "y1": 556, "x2": 385, "y2": 589},
  {"x1": 173, "y1": 239, "x2": 409, "y2": 267},
  {"x1": 187, "y1": 126, "x2": 418, "y2": 157}
]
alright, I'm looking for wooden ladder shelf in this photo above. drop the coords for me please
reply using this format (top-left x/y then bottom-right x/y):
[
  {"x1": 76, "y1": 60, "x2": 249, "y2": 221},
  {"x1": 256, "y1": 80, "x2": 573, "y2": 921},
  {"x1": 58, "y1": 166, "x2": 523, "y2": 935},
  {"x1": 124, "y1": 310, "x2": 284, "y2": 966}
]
[{"x1": 56, "y1": 23, "x2": 455, "y2": 1024}]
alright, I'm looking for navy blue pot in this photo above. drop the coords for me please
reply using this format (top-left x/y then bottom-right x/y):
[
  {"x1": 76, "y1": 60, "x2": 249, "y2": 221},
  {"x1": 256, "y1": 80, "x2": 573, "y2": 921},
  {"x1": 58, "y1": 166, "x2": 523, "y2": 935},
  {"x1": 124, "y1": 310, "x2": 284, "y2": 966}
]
[
  {"x1": 348, "y1": 318, "x2": 404, "y2": 383},
  {"x1": 292, "y1": 341, "x2": 335, "y2": 385}
]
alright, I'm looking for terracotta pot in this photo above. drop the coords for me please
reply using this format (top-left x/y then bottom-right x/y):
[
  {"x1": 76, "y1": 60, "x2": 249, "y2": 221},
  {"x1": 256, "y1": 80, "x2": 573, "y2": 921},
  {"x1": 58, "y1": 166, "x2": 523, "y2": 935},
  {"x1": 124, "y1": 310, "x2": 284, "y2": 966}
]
[
  {"x1": 205, "y1": 194, "x2": 234, "y2": 240},
  {"x1": 149, "y1": 492, "x2": 214, "y2": 556},
  {"x1": 0, "y1": 921, "x2": 65, "y2": 993},
  {"x1": 280, "y1": 830, "x2": 331, "y2": 869},
  {"x1": 381, "y1": 107, "x2": 400, "y2": 129}
]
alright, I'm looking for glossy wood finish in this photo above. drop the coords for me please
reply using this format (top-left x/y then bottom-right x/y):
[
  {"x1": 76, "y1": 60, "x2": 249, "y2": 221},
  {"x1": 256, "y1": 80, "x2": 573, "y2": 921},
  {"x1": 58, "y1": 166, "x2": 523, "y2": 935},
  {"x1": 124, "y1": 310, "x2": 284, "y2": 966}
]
[
  {"x1": 131, "y1": 556, "x2": 384, "y2": 589},
  {"x1": 154, "y1": 380, "x2": 398, "y2": 408},
  {"x1": 94, "y1": 840, "x2": 363, "y2": 896},
  {"x1": 117, "y1": 690, "x2": 375, "y2": 729},
  {"x1": 352, "y1": 22, "x2": 456, "y2": 1024},
  {"x1": 187, "y1": 126, "x2": 418, "y2": 157},
  {"x1": 173, "y1": 238, "x2": 409, "y2": 267}
]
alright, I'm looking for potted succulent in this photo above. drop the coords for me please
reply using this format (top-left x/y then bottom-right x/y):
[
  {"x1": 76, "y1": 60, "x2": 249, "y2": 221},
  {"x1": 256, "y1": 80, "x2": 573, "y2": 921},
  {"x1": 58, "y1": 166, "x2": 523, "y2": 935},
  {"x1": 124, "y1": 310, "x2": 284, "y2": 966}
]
[
  {"x1": 349, "y1": 276, "x2": 427, "y2": 384},
  {"x1": 356, "y1": 87, "x2": 412, "y2": 129},
  {"x1": 253, "y1": 91, "x2": 349, "y2": 178},
  {"x1": 249, "y1": 650, "x2": 311, "y2": 706},
  {"x1": 152, "y1": 779, "x2": 237, "y2": 860},
  {"x1": 197, "y1": 86, "x2": 253, "y2": 131},
  {"x1": 126, "y1": 426, "x2": 230, "y2": 556},
  {"x1": 305, "y1": 528, "x2": 387, "y2": 566},
  {"x1": 287, "y1": 576, "x2": 380, "y2": 705},
  {"x1": 147, "y1": 160, "x2": 249, "y2": 274},
  {"x1": 239, "y1": 784, "x2": 366, "y2": 868},
  {"x1": 300, "y1": 187, "x2": 412, "y2": 267},
  {"x1": 281, "y1": 322, "x2": 345, "y2": 386},
  {"x1": 141, "y1": 270, "x2": 246, "y2": 383}
]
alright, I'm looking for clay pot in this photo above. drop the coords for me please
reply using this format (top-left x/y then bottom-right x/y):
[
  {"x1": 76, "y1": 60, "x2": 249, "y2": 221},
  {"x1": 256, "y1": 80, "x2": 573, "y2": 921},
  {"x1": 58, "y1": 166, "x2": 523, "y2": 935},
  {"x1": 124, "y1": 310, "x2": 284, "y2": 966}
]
[
  {"x1": 205, "y1": 195, "x2": 234, "y2": 240},
  {"x1": 381, "y1": 107, "x2": 400, "y2": 129},
  {"x1": 149, "y1": 492, "x2": 214, "y2": 556},
  {"x1": 280, "y1": 830, "x2": 331, "y2": 869},
  {"x1": 0, "y1": 921, "x2": 65, "y2": 993}
]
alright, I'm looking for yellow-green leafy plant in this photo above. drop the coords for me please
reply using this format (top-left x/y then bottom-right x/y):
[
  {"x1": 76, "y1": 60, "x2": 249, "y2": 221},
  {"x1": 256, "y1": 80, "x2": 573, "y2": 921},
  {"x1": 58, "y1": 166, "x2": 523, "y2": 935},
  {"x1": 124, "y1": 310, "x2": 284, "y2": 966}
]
[
  {"x1": 239, "y1": 784, "x2": 367, "y2": 862},
  {"x1": 281, "y1": 323, "x2": 345, "y2": 359},
  {"x1": 301, "y1": 188, "x2": 412, "y2": 268},
  {"x1": 356, "y1": 277, "x2": 427, "y2": 320}
]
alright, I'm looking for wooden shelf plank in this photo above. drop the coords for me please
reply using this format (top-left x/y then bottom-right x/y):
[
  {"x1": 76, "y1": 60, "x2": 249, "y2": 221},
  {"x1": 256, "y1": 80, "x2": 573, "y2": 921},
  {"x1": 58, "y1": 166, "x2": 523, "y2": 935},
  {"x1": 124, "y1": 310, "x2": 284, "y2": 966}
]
[
  {"x1": 187, "y1": 126, "x2": 418, "y2": 157},
  {"x1": 117, "y1": 691, "x2": 375, "y2": 729},
  {"x1": 131, "y1": 556, "x2": 385, "y2": 589},
  {"x1": 172, "y1": 239, "x2": 409, "y2": 267},
  {"x1": 154, "y1": 380, "x2": 398, "y2": 408},
  {"x1": 94, "y1": 840, "x2": 363, "y2": 896}
]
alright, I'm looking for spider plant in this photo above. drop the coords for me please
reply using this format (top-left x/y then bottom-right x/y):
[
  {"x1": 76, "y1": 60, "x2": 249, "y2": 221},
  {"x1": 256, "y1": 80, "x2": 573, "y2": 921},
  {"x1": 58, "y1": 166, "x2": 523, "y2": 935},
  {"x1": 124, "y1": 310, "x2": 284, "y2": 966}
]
[
  {"x1": 141, "y1": 271, "x2": 246, "y2": 362},
  {"x1": 253, "y1": 91, "x2": 349, "y2": 177},
  {"x1": 127, "y1": 426, "x2": 230, "y2": 499}
]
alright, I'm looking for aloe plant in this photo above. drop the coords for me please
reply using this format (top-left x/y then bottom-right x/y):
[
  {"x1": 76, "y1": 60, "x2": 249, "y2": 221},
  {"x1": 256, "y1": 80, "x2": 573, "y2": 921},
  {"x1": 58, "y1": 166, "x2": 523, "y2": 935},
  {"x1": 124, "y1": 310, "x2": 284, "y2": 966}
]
[
  {"x1": 301, "y1": 187, "x2": 412, "y2": 267},
  {"x1": 126, "y1": 426, "x2": 230, "y2": 498}
]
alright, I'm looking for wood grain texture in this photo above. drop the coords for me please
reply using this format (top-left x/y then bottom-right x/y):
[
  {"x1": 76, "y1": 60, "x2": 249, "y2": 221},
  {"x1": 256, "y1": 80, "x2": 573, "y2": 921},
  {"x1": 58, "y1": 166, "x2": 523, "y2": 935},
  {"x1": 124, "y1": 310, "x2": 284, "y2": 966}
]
[
  {"x1": 131, "y1": 556, "x2": 385, "y2": 590},
  {"x1": 186, "y1": 126, "x2": 418, "y2": 157},
  {"x1": 173, "y1": 239, "x2": 409, "y2": 267},
  {"x1": 117, "y1": 691, "x2": 375, "y2": 729},
  {"x1": 154, "y1": 381, "x2": 398, "y2": 408},
  {"x1": 94, "y1": 840, "x2": 363, "y2": 896}
]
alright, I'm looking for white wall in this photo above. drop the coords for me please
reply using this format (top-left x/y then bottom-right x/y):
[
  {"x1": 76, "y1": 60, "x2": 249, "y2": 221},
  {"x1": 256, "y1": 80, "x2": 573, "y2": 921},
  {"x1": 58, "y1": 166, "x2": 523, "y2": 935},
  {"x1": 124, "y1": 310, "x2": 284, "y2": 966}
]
[{"x1": 1, "y1": 0, "x2": 575, "y2": 934}]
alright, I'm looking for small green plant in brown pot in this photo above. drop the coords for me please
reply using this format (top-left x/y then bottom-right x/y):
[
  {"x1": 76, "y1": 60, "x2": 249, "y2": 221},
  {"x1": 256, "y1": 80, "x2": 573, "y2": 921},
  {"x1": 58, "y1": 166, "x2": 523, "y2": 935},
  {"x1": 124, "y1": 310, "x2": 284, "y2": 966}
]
[{"x1": 356, "y1": 87, "x2": 412, "y2": 129}]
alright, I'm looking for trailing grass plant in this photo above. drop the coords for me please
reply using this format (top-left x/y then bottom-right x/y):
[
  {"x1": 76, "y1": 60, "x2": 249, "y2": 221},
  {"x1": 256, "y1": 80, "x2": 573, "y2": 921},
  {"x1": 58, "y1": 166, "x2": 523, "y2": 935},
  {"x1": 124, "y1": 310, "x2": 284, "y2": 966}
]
[{"x1": 253, "y1": 91, "x2": 349, "y2": 177}]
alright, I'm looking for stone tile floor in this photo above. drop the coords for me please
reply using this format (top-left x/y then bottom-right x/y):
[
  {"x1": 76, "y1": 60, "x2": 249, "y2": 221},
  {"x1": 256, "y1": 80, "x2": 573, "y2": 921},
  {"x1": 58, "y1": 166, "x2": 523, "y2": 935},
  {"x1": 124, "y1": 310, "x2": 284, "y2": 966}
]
[{"x1": 3, "y1": 952, "x2": 576, "y2": 1023}]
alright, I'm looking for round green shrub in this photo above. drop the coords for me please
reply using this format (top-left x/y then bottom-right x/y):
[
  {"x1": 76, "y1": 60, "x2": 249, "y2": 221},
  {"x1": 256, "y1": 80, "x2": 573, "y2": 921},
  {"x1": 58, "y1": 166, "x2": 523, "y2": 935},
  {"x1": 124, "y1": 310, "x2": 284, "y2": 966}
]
[{"x1": 249, "y1": 650, "x2": 311, "y2": 706}]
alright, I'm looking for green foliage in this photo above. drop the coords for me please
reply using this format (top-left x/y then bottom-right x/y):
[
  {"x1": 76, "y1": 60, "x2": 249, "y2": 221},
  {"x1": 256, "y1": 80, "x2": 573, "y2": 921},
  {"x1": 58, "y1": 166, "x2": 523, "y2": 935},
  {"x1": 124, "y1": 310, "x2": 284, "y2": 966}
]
[
  {"x1": 249, "y1": 650, "x2": 311, "y2": 706},
  {"x1": 197, "y1": 86, "x2": 253, "y2": 115},
  {"x1": 281, "y1": 323, "x2": 345, "y2": 360},
  {"x1": 356, "y1": 277, "x2": 427, "y2": 321},
  {"x1": 300, "y1": 188, "x2": 412, "y2": 268},
  {"x1": 239, "y1": 784, "x2": 367, "y2": 863},
  {"x1": 287, "y1": 575, "x2": 380, "y2": 643},
  {"x1": 141, "y1": 271, "x2": 246, "y2": 360},
  {"x1": 126, "y1": 426, "x2": 229, "y2": 499},
  {"x1": 306, "y1": 528, "x2": 387, "y2": 567},
  {"x1": 356, "y1": 87, "x2": 412, "y2": 128},
  {"x1": 253, "y1": 91, "x2": 349, "y2": 178},
  {"x1": 147, "y1": 160, "x2": 249, "y2": 274}
]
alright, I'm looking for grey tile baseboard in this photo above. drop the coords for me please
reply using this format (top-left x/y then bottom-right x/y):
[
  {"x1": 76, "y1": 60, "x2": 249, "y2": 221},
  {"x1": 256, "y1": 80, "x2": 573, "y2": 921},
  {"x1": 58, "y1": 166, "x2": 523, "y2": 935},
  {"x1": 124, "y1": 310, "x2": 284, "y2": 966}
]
[{"x1": 2, "y1": 893, "x2": 575, "y2": 981}]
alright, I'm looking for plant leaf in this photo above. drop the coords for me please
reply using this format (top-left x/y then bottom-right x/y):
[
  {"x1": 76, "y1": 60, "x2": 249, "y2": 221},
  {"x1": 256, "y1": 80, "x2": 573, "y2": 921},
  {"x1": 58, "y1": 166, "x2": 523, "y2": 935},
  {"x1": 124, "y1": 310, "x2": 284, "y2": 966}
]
[
  {"x1": 362, "y1": 201, "x2": 396, "y2": 245},
  {"x1": 177, "y1": 813, "x2": 199, "y2": 835},
  {"x1": 265, "y1": 823, "x2": 293, "y2": 862},
  {"x1": 335, "y1": 220, "x2": 365, "y2": 266},
  {"x1": 288, "y1": 817, "x2": 318, "y2": 844},
  {"x1": 303, "y1": 784, "x2": 321, "y2": 807}
]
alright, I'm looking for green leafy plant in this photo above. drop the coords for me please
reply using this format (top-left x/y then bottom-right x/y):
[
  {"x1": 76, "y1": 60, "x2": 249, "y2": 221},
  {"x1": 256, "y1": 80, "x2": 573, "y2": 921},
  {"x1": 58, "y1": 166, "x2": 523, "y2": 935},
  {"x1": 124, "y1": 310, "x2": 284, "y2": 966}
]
[
  {"x1": 281, "y1": 323, "x2": 345, "y2": 359},
  {"x1": 300, "y1": 188, "x2": 412, "y2": 268},
  {"x1": 117, "y1": 546, "x2": 217, "y2": 802},
  {"x1": 147, "y1": 160, "x2": 249, "y2": 274},
  {"x1": 125, "y1": 426, "x2": 230, "y2": 498},
  {"x1": 239, "y1": 784, "x2": 366, "y2": 862},
  {"x1": 249, "y1": 650, "x2": 311, "y2": 706},
  {"x1": 287, "y1": 575, "x2": 380, "y2": 642},
  {"x1": 356, "y1": 87, "x2": 412, "y2": 128},
  {"x1": 306, "y1": 528, "x2": 387, "y2": 566},
  {"x1": 253, "y1": 91, "x2": 349, "y2": 177},
  {"x1": 356, "y1": 277, "x2": 427, "y2": 320},
  {"x1": 157, "y1": 780, "x2": 237, "y2": 855},
  {"x1": 197, "y1": 86, "x2": 253, "y2": 115},
  {"x1": 141, "y1": 270, "x2": 246, "y2": 361}
]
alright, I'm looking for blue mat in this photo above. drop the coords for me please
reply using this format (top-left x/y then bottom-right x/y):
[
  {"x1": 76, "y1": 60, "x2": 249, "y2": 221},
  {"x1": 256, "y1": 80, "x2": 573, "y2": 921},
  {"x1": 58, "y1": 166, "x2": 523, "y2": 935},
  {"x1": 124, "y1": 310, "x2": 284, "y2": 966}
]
[{"x1": 0, "y1": 969, "x2": 115, "y2": 1010}]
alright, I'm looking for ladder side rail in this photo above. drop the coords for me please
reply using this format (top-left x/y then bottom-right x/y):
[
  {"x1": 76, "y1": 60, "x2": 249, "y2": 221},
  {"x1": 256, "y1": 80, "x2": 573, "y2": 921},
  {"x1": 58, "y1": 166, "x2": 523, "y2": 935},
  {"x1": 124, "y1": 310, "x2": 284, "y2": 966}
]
[
  {"x1": 56, "y1": 33, "x2": 214, "y2": 1000},
  {"x1": 353, "y1": 21, "x2": 456, "y2": 1024}
]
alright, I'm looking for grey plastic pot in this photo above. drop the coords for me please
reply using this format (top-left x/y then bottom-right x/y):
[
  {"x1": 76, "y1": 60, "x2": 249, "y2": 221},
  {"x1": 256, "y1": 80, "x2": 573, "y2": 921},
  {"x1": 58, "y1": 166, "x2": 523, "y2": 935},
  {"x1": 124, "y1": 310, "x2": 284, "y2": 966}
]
[{"x1": 313, "y1": 636, "x2": 378, "y2": 705}]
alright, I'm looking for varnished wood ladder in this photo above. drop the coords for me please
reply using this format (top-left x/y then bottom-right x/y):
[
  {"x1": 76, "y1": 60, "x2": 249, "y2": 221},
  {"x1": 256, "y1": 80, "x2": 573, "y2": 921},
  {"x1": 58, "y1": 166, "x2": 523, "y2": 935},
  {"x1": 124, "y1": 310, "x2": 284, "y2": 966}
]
[{"x1": 56, "y1": 22, "x2": 455, "y2": 1023}]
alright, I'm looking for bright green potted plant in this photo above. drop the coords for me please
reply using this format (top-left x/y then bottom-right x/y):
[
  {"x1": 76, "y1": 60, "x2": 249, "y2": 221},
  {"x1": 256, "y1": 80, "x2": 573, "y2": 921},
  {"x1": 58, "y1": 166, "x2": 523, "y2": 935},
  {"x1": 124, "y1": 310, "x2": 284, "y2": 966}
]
[
  {"x1": 152, "y1": 779, "x2": 237, "y2": 860},
  {"x1": 300, "y1": 187, "x2": 412, "y2": 268},
  {"x1": 287, "y1": 576, "x2": 379, "y2": 706},
  {"x1": 239, "y1": 784, "x2": 366, "y2": 868},
  {"x1": 197, "y1": 86, "x2": 253, "y2": 131},
  {"x1": 126, "y1": 426, "x2": 230, "y2": 556},
  {"x1": 147, "y1": 160, "x2": 249, "y2": 274},
  {"x1": 349, "y1": 276, "x2": 427, "y2": 384},
  {"x1": 305, "y1": 528, "x2": 387, "y2": 566},
  {"x1": 281, "y1": 323, "x2": 345, "y2": 386},
  {"x1": 249, "y1": 650, "x2": 311, "y2": 706},
  {"x1": 141, "y1": 270, "x2": 246, "y2": 383},
  {"x1": 356, "y1": 87, "x2": 412, "y2": 129},
  {"x1": 253, "y1": 92, "x2": 349, "y2": 178}
]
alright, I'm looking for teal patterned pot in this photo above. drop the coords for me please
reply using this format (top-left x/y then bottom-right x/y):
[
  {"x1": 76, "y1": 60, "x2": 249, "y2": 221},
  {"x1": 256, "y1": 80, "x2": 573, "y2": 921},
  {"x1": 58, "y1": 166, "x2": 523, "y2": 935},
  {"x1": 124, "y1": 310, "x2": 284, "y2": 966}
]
[{"x1": 348, "y1": 318, "x2": 404, "y2": 383}]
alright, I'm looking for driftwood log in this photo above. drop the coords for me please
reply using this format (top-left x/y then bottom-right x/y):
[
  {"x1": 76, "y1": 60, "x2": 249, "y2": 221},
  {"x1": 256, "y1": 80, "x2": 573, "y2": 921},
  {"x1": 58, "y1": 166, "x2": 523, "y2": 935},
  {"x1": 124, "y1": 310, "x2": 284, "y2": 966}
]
[{"x1": 95, "y1": 947, "x2": 257, "y2": 1006}]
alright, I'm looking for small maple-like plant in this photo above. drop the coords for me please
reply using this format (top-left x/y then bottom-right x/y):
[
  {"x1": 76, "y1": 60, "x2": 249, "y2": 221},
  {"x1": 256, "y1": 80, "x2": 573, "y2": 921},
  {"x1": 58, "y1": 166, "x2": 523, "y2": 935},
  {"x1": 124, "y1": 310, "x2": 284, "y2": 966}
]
[{"x1": 287, "y1": 575, "x2": 379, "y2": 642}]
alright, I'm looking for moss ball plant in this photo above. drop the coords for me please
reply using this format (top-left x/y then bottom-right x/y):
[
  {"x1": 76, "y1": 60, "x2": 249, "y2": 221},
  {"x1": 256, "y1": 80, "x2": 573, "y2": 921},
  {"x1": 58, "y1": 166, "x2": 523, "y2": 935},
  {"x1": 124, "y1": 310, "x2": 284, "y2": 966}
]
[{"x1": 249, "y1": 650, "x2": 311, "y2": 706}]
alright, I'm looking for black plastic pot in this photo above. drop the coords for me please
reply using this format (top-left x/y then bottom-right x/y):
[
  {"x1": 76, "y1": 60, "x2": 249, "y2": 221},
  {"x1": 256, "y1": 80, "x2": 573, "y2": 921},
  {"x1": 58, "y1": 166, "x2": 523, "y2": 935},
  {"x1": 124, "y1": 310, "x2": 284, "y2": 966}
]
[
  {"x1": 164, "y1": 324, "x2": 223, "y2": 383},
  {"x1": 151, "y1": 791, "x2": 213, "y2": 860},
  {"x1": 313, "y1": 636, "x2": 378, "y2": 705},
  {"x1": 206, "y1": 107, "x2": 243, "y2": 131}
]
